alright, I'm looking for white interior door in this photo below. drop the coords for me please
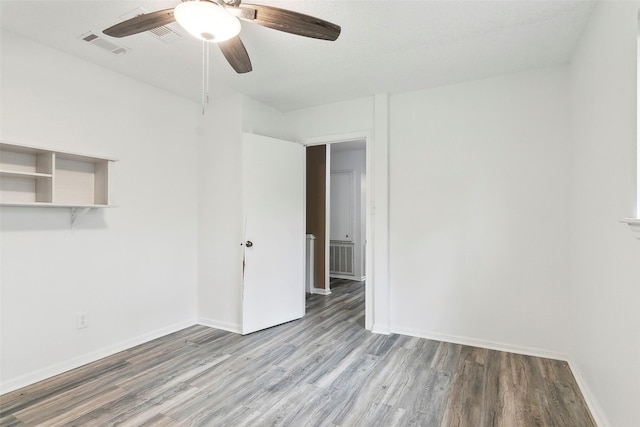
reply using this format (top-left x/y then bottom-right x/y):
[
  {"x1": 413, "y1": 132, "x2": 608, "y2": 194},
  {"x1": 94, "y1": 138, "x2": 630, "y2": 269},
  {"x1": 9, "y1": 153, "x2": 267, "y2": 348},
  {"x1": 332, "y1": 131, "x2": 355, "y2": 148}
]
[
  {"x1": 330, "y1": 171, "x2": 354, "y2": 241},
  {"x1": 242, "y1": 133, "x2": 305, "y2": 334}
]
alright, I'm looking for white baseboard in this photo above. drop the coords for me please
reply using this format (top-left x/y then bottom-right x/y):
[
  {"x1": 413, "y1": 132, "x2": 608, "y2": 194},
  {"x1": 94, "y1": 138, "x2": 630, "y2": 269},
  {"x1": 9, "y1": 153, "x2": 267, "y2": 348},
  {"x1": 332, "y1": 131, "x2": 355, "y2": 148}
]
[
  {"x1": 390, "y1": 326, "x2": 569, "y2": 361},
  {"x1": 312, "y1": 287, "x2": 332, "y2": 295},
  {"x1": 197, "y1": 317, "x2": 242, "y2": 334},
  {"x1": 329, "y1": 274, "x2": 365, "y2": 281},
  {"x1": 391, "y1": 327, "x2": 607, "y2": 425},
  {"x1": 372, "y1": 324, "x2": 391, "y2": 335},
  {"x1": 0, "y1": 318, "x2": 197, "y2": 395},
  {"x1": 566, "y1": 357, "x2": 609, "y2": 427}
]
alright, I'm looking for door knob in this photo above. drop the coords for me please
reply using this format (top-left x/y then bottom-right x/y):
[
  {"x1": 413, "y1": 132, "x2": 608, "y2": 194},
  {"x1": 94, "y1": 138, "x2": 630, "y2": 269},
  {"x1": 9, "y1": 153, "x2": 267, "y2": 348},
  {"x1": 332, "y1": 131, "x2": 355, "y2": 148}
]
[{"x1": 245, "y1": 241, "x2": 253, "y2": 247}]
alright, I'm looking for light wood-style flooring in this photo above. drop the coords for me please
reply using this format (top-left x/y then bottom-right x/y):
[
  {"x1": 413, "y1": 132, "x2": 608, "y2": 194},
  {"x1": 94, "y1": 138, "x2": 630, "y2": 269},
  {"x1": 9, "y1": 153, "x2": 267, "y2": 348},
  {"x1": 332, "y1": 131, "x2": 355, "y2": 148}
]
[{"x1": 1, "y1": 279, "x2": 596, "y2": 426}]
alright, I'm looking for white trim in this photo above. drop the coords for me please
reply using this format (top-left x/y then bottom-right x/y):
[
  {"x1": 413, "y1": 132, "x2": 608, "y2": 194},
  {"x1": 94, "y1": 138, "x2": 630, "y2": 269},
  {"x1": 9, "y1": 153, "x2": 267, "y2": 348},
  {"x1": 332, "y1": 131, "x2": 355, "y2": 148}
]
[
  {"x1": 330, "y1": 274, "x2": 366, "y2": 281},
  {"x1": 312, "y1": 287, "x2": 332, "y2": 295},
  {"x1": 329, "y1": 274, "x2": 355, "y2": 281},
  {"x1": 325, "y1": 147, "x2": 332, "y2": 291},
  {"x1": 391, "y1": 326, "x2": 606, "y2": 425},
  {"x1": 301, "y1": 130, "x2": 380, "y2": 333},
  {"x1": 372, "y1": 324, "x2": 391, "y2": 335},
  {"x1": 621, "y1": 218, "x2": 640, "y2": 238},
  {"x1": 566, "y1": 357, "x2": 609, "y2": 427},
  {"x1": 373, "y1": 93, "x2": 391, "y2": 334},
  {"x1": 636, "y1": 15, "x2": 639, "y2": 217},
  {"x1": 390, "y1": 326, "x2": 569, "y2": 361},
  {"x1": 0, "y1": 318, "x2": 197, "y2": 395},
  {"x1": 303, "y1": 131, "x2": 370, "y2": 147},
  {"x1": 197, "y1": 317, "x2": 242, "y2": 334}
]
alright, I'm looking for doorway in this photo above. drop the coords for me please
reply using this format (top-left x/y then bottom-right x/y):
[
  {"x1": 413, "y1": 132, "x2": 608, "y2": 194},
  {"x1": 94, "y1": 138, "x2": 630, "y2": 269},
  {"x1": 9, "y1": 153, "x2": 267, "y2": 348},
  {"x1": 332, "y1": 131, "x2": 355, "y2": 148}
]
[
  {"x1": 329, "y1": 140, "x2": 366, "y2": 283},
  {"x1": 305, "y1": 138, "x2": 367, "y2": 309}
]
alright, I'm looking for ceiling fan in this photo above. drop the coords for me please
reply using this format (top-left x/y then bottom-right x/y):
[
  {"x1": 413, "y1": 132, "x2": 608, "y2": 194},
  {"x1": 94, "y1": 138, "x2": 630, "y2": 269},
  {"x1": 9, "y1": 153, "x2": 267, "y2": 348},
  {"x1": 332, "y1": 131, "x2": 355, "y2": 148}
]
[{"x1": 103, "y1": 0, "x2": 341, "y2": 74}]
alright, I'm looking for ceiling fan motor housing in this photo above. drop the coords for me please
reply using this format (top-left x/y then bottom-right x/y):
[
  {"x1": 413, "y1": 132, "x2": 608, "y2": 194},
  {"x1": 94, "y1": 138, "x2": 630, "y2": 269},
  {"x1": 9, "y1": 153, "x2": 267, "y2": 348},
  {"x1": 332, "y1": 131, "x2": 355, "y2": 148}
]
[{"x1": 174, "y1": 0, "x2": 241, "y2": 42}]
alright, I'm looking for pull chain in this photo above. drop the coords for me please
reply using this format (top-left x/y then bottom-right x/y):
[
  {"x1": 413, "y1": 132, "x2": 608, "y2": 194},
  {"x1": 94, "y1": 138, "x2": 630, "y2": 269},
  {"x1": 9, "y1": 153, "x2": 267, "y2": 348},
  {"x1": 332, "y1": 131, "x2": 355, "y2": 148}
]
[{"x1": 202, "y1": 40, "x2": 210, "y2": 114}]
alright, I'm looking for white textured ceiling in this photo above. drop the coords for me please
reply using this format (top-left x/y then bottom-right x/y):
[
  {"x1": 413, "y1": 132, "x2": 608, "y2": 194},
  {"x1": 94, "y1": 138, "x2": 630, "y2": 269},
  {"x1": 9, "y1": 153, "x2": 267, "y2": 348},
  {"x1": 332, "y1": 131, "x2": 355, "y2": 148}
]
[{"x1": 0, "y1": 0, "x2": 595, "y2": 112}]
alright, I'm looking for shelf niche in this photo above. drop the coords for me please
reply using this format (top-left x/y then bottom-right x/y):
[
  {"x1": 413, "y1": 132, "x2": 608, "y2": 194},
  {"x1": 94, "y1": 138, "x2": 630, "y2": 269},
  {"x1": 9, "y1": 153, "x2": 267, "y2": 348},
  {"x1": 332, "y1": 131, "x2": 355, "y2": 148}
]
[{"x1": 0, "y1": 142, "x2": 115, "y2": 208}]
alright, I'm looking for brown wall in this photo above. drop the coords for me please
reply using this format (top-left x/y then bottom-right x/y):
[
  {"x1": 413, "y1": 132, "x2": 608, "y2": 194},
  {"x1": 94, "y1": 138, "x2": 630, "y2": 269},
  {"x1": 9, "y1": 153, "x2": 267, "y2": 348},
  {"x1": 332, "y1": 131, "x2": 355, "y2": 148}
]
[{"x1": 306, "y1": 145, "x2": 326, "y2": 292}]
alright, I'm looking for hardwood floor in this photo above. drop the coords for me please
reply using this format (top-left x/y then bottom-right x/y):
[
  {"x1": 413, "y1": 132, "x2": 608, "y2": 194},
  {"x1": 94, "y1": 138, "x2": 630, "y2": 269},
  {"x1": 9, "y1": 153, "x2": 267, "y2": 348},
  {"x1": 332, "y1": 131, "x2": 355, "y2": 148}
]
[{"x1": 1, "y1": 279, "x2": 596, "y2": 426}]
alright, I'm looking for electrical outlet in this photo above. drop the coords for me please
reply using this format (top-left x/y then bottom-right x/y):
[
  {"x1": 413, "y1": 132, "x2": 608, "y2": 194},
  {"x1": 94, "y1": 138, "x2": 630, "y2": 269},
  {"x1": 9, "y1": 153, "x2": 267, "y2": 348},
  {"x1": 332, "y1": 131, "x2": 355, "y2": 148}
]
[{"x1": 77, "y1": 312, "x2": 88, "y2": 329}]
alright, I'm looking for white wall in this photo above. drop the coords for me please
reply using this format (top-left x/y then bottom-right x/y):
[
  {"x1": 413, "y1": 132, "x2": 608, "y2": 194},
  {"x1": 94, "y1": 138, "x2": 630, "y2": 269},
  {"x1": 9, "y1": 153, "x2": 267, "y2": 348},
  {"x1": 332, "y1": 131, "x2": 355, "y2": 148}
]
[
  {"x1": 197, "y1": 94, "x2": 244, "y2": 332},
  {"x1": 197, "y1": 94, "x2": 290, "y2": 332},
  {"x1": 330, "y1": 147, "x2": 366, "y2": 280},
  {"x1": 568, "y1": 2, "x2": 640, "y2": 426},
  {"x1": 0, "y1": 30, "x2": 199, "y2": 392},
  {"x1": 241, "y1": 95, "x2": 291, "y2": 141},
  {"x1": 285, "y1": 97, "x2": 374, "y2": 141},
  {"x1": 389, "y1": 67, "x2": 572, "y2": 357}
]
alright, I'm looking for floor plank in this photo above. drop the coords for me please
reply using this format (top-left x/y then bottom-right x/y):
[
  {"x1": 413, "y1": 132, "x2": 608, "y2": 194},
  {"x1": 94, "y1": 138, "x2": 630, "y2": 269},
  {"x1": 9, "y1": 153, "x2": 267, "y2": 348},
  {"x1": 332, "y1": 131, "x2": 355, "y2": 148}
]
[{"x1": 0, "y1": 279, "x2": 596, "y2": 426}]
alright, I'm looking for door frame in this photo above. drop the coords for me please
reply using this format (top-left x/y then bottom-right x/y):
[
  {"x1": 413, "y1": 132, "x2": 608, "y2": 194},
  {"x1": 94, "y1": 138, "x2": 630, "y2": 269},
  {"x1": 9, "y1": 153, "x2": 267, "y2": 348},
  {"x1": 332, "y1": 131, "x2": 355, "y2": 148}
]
[{"x1": 303, "y1": 130, "x2": 386, "y2": 333}]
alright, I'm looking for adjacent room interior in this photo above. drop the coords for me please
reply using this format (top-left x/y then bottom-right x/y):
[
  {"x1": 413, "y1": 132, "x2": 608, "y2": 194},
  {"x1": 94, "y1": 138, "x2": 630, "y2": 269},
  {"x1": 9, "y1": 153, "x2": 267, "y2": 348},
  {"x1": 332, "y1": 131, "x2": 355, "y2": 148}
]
[{"x1": 1, "y1": 1, "x2": 639, "y2": 426}]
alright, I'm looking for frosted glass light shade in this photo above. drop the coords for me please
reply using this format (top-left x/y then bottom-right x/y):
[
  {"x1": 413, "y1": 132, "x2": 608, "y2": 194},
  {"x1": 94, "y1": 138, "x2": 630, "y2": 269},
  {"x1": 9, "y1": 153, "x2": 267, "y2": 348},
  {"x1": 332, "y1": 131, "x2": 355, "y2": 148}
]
[{"x1": 174, "y1": 0, "x2": 241, "y2": 42}]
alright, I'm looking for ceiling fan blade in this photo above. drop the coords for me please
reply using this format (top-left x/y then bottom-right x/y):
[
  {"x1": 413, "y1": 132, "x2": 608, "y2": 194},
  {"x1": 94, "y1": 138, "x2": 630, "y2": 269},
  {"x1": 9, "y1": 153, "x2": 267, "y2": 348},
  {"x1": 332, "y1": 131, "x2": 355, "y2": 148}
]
[
  {"x1": 219, "y1": 36, "x2": 253, "y2": 73},
  {"x1": 103, "y1": 9, "x2": 175, "y2": 38},
  {"x1": 234, "y1": 4, "x2": 340, "y2": 41}
]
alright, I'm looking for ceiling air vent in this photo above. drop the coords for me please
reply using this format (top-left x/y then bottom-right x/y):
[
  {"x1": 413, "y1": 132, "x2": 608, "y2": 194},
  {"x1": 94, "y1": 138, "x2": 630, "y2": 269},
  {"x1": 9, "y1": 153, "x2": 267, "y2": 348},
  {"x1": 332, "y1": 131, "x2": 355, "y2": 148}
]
[
  {"x1": 79, "y1": 32, "x2": 129, "y2": 55},
  {"x1": 147, "y1": 25, "x2": 182, "y2": 43}
]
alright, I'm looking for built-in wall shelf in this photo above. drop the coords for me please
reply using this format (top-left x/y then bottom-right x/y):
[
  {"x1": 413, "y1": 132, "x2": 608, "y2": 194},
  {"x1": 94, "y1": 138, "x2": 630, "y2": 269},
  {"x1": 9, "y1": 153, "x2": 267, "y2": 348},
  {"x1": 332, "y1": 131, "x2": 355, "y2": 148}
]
[
  {"x1": 0, "y1": 142, "x2": 116, "y2": 208},
  {"x1": 0, "y1": 170, "x2": 53, "y2": 179}
]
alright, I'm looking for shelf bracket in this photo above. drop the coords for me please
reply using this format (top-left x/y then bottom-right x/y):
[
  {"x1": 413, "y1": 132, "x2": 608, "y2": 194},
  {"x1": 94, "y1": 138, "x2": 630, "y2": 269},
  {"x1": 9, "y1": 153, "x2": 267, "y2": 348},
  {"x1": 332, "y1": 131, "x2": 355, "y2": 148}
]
[
  {"x1": 621, "y1": 218, "x2": 640, "y2": 239},
  {"x1": 70, "y1": 207, "x2": 92, "y2": 230}
]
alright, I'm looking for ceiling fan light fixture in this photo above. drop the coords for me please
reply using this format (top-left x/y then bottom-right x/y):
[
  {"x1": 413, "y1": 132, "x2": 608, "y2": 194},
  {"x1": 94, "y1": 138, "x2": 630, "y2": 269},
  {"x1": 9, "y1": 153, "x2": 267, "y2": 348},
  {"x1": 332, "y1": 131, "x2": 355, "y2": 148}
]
[{"x1": 174, "y1": 0, "x2": 241, "y2": 42}]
